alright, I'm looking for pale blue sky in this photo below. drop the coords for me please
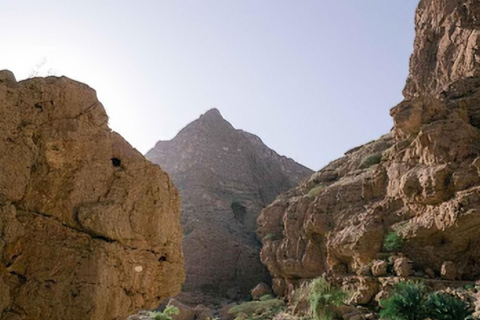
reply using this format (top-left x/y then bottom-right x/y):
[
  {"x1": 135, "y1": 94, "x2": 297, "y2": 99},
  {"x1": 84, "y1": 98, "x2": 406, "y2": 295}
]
[{"x1": 0, "y1": 1, "x2": 419, "y2": 170}]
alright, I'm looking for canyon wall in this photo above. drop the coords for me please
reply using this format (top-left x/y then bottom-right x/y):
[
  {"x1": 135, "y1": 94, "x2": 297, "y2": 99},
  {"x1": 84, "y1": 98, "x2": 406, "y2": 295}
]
[
  {"x1": 0, "y1": 71, "x2": 184, "y2": 320},
  {"x1": 258, "y1": 0, "x2": 480, "y2": 302}
]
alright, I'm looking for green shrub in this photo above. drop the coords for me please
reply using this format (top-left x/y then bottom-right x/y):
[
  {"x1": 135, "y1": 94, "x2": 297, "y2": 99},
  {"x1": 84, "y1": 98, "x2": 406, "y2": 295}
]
[
  {"x1": 228, "y1": 298, "x2": 285, "y2": 320},
  {"x1": 264, "y1": 233, "x2": 283, "y2": 241},
  {"x1": 309, "y1": 277, "x2": 348, "y2": 320},
  {"x1": 463, "y1": 283, "x2": 474, "y2": 290},
  {"x1": 307, "y1": 185, "x2": 325, "y2": 199},
  {"x1": 383, "y1": 232, "x2": 403, "y2": 252},
  {"x1": 379, "y1": 281, "x2": 472, "y2": 320},
  {"x1": 361, "y1": 153, "x2": 382, "y2": 168},
  {"x1": 380, "y1": 281, "x2": 427, "y2": 320},
  {"x1": 149, "y1": 306, "x2": 180, "y2": 320},
  {"x1": 259, "y1": 294, "x2": 274, "y2": 301},
  {"x1": 423, "y1": 292, "x2": 472, "y2": 320}
]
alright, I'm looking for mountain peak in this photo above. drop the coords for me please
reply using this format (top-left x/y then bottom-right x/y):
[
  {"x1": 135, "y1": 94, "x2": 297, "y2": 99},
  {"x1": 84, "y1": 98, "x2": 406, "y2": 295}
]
[
  {"x1": 201, "y1": 108, "x2": 224, "y2": 121},
  {"x1": 145, "y1": 109, "x2": 313, "y2": 298}
]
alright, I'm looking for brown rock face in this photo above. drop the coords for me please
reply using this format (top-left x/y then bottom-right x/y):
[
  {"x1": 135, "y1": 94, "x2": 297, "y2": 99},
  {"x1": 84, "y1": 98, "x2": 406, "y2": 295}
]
[
  {"x1": 371, "y1": 260, "x2": 388, "y2": 277},
  {"x1": 404, "y1": 0, "x2": 480, "y2": 98},
  {"x1": 0, "y1": 72, "x2": 184, "y2": 320},
  {"x1": 251, "y1": 283, "x2": 271, "y2": 300},
  {"x1": 258, "y1": 0, "x2": 480, "y2": 298},
  {"x1": 393, "y1": 258, "x2": 413, "y2": 278},
  {"x1": 146, "y1": 109, "x2": 312, "y2": 299},
  {"x1": 440, "y1": 261, "x2": 457, "y2": 280}
]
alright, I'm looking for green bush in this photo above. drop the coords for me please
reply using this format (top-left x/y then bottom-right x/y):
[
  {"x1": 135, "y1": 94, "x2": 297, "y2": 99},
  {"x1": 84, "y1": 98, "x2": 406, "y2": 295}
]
[
  {"x1": 228, "y1": 298, "x2": 285, "y2": 320},
  {"x1": 309, "y1": 277, "x2": 348, "y2": 320},
  {"x1": 464, "y1": 283, "x2": 474, "y2": 290},
  {"x1": 307, "y1": 185, "x2": 326, "y2": 199},
  {"x1": 379, "y1": 281, "x2": 472, "y2": 320},
  {"x1": 380, "y1": 281, "x2": 427, "y2": 320},
  {"x1": 423, "y1": 292, "x2": 472, "y2": 320},
  {"x1": 259, "y1": 294, "x2": 274, "y2": 301},
  {"x1": 264, "y1": 233, "x2": 282, "y2": 241},
  {"x1": 149, "y1": 306, "x2": 180, "y2": 320},
  {"x1": 383, "y1": 232, "x2": 403, "y2": 252},
  {"x1": 361, "y1": 153, "x2": 382, "y2": 168}
]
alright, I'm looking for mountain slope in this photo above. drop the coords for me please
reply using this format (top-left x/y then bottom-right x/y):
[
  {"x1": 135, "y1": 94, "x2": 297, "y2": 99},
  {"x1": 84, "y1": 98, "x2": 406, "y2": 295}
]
[{"x1": 146, "y1": 108, "x2": 313, "y2": 299}]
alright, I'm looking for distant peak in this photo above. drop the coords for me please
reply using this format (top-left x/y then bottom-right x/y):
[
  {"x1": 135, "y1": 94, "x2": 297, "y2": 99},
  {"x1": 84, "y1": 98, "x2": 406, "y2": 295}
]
[{"x1": 201, "y1": 108, "x2": 224, "y2": 121}]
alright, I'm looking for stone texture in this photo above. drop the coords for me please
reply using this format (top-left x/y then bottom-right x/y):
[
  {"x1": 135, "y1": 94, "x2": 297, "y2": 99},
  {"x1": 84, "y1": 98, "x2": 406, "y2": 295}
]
[
  {"x1": 219, "y1": 303, "x2": 238, "y2": 320},
  {"x1": 343, "y1": 277, "x2": 379, "y2": 305},
  {"x1": 0, "y1": 72, "x2": 184, "y2": 320},
  {"x1": 126, "y1": 311, "x2": 152, "y2": 320},
  {"x1": 258, "y1": 0, "x2": 480, "y2": 299},
  {"x1": 371, "y1": 260, "x2": 388, "y2": 277},
  {"x1": 146, "y1": 109, "x2": 312, "y2": 298},
  {"x1": 393, "y1": 258, "x2": 413, "y2": 278},
  {"x1": 441, "y1": 261, "x2": 457, "y2": 280},
  {"x1": 166, "y1": 298, "x2": 211, "y2": 320},
  {"x1": 404, "y1": 0, "x2": 480, "y2": 99},
  {"x1": 251, "y1": 282, "x2": 271, "y2": 300},
  {"x1": 167, "y1": 299, "x2": 197, "y2": 320}
]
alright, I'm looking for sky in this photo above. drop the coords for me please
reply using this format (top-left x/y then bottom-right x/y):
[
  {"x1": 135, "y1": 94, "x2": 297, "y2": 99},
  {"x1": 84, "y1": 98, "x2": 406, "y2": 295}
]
[{"x1": 0, "y1": 1, "x2": 419, "y2": 171}]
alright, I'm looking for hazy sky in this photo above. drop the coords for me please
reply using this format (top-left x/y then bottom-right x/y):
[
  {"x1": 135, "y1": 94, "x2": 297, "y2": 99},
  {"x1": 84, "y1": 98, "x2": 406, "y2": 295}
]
[{"x1": 0, "y1": 1, "x2": 419, "y2": 170}]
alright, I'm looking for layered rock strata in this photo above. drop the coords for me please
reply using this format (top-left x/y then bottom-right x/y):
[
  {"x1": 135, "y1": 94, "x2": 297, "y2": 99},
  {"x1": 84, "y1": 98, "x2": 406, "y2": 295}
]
[
  {"x1": 258, "y1": 0, "x2": 480, "y2": 303},
  {"x1": 0, "y1": 71, "x2": 184, "y2": 320},
  {"x1": 146, "y1": 109, "x2": 312, "y2": 299}
]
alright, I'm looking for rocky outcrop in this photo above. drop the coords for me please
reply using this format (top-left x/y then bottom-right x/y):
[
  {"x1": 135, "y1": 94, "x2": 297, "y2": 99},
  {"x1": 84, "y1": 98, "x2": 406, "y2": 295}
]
[
  {"x1": 404, "y1": 0, "x2": 480, "y2": 98},
  {"x1": 251, "y1": 283, "x2": 271, "y2": 300},
  {"x1": 0, "y1": 71, "x2": 184, "y2": 320},
  {"x1": 146, "y1": 109, "x2": 312, "y2": 299},
  {"x1": 258, "y1": 0, "x2": 480, "y2": 302}
]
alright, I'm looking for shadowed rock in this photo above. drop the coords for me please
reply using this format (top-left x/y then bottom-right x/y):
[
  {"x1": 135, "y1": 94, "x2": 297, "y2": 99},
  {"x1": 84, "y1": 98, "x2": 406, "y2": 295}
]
[{"x1": 146, "y1": 108, "x2": 312, "y2": 300}]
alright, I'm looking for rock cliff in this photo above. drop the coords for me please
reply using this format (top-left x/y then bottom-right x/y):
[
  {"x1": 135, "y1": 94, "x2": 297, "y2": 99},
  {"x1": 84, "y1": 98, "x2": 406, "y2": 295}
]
[
  {"x1": 0, "y1": 72, "x2": 184, "y2": 320},
  {"x1": 146, "y1": 109, "x2": 312, "y2": 300},
  {"x1": 258, "y1": 0, "x2": 480, "y2": 304}
]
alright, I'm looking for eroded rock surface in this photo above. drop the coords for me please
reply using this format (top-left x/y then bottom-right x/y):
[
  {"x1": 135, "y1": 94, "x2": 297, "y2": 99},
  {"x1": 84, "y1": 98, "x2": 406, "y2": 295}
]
[
  {"x1": 404, "y1": 0, "x2": 480, "y2": 98},
  {"x1": 146, "y1": 109, "x2": 312, "y2": 299},
  {"x1": 258, "y1": 0, "x2": 480, "y2": 302},
  {"x1": 0, "y1": 72, "x2": 184, "y2": 320}
]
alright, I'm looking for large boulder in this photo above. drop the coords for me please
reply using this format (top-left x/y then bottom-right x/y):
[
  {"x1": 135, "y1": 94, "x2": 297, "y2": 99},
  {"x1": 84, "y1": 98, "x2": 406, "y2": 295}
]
[
  {"x1": 251, "y1": 283, "x2": 272, "y2": 300},
  {"x1": 0, "y1": 72, "x2": 185, "y2": 320}
]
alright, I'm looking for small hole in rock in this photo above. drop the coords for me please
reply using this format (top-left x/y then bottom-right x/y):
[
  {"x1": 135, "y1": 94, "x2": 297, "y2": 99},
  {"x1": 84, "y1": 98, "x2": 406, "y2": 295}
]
[
  {"x1": 159, "y1": 256, "x2": 167, "y2": 262},
  {"x1": 34, "y1": 103, "x2": 43, "y2": 111},
  {"x1": 111, "y1": 158, "x2": 121, "y2": 167}
]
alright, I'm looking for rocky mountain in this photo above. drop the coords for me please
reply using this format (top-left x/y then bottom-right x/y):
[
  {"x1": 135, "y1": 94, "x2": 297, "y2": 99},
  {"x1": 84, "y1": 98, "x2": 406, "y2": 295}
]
[
  {"x1": 0, "y1": 71, "x2": 184, "y2": 320},
  {"x1": 146, "y1": 109, "x2": 312, "y2": 300},
  {"x1": 258, "y1": 0, "x2": 480, "y2": 312}
]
